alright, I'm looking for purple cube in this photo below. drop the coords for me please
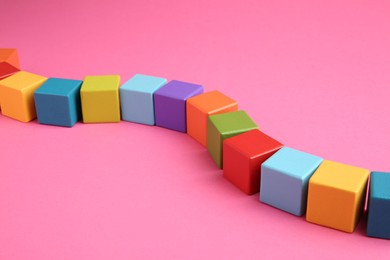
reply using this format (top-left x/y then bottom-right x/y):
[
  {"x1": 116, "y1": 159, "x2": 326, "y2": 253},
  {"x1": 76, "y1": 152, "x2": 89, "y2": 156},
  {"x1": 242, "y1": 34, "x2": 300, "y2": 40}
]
[{"x1": 154, "y1": 80, "x2": 203, "y2": 132}]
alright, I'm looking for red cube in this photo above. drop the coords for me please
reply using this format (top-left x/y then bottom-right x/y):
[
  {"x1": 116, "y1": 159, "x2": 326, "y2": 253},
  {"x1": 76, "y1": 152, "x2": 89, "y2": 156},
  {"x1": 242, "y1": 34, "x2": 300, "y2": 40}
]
[{"x1": 223, "y1": 129, "x2": 283, "y2": 195}]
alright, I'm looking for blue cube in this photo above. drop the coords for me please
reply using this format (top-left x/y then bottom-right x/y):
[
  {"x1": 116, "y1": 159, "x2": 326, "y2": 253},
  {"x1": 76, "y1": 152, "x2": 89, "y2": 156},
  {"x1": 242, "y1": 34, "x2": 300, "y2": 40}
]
[
  {"x1": 367, "y1": 171, "x2": 390, "y2": 239},
  {"x1": 120, "y1": 74, "x2": 167, "y2": 125},
  {"x1": 260, "y1": 147, "x2": 323, "y2": 216},
  {"x1": 34, "y1": 78, "x2": 82, "y2": 127}
]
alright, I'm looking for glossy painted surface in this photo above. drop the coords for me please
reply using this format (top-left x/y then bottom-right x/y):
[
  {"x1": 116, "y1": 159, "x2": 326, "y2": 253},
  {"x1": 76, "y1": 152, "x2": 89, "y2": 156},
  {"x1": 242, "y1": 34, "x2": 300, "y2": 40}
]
[
  {"x1": 207, "y1": 110, "x2": 258, "y2": 168},
  {"x1": 80, "y1": 75, "x2": 121, "y2": 123},
  {"x1": 187, "y1": 90, "x2": 237, "y2": 146},
  {"x1": 34, "y1": 78, "x2": 82, "y2": 127},
  {"x1": 260, "y1": 147, "x2": 323, "y2": 216},
  {"x1": 154, "y1": 80, "x2": 203, "y2": 132},
  {"x1": 0, "y1": 71, "x2": 47, "y2": 122},
  {"x1": 223, "y1": 129, "x2": 283, "y2": 195},
  {"x1": 367, "y1": 172, "x2": 390, "y2": 239},
  {"x1": 306, "y1": 160, "x2": 369, "y2": 232},
  {"x1": 0, "y1": 48, "x2": 20, "y2": 69},
  {"x1": 120, "y1": 74, "x2": 166, "y2": 125}
]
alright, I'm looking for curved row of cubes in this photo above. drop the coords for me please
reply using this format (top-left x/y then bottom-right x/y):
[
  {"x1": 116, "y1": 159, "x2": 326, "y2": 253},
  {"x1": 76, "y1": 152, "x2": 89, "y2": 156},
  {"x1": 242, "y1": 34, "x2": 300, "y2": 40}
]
[{"x1": 0, "y1": 49, "x2": 389, "y2": 240}]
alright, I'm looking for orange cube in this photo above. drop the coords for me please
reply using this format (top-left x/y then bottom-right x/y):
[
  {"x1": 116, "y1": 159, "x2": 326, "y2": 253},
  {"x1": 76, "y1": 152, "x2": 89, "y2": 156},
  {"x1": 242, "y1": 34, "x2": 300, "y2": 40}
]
[
  {"x1": 0, "y1": 71, "x2": 47, "y2": 122},
  {"x1": 306, "y1": 160, "x2": 369, "y2": 233},
  {"x1": 0, "y1": 48, "x2": 20, "y2": 69},
  {"x1": 186, "y1": 90, "x2": 238, "y2": 146},
  {"x1": 0, "y1": 48, "x2": 20, "y2": 80}
]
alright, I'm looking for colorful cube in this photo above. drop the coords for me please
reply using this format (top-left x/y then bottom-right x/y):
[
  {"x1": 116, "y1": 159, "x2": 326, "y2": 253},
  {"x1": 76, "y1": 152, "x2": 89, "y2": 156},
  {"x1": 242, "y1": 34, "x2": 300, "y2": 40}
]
[
  {"x1": 120, "y1": 74, "x2": 167, "y2": 125},
  {"x1": 186, "y1": 90, "x2": 238, "y2": 147},
  {"x1": 207, "y1": 110, "x2": 258, "y2": 169},
  {"x1": 80, "y1": 75, "x2": 121, "y2": 123},
  {"x1": 0, "y1": 62, "x2": 20, "y2": 80},
  {"x1": 223, "y1": 129, "x2": 283, "y2": 194},
  {"x1": 260, "y1": 147, "x2": 323, "y2": 216},
  {"x1": 34, "y1": 78, "x2": 83, "y2": 127},
  {"x1": 154, "y1": 80, "x2": 203, "y2": 132},
  {"x1": 0, "y1": 48, "x2": 20, "y2": 80},
  {"x1": 367, "y1": 171, "x2": 390, "y2": 239},
  {"x1": 0, "y1": 71, "x2": 47, "y2": 122},
  {"x1": 306, "y1": 160, "x2": 369, "y2": 232}
]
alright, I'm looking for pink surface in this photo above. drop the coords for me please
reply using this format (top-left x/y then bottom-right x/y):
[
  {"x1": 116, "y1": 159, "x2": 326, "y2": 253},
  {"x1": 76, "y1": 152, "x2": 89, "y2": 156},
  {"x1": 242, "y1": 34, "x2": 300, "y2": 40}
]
[{"x1": 1, "y1": 0, "x2": 389, "y2": 258}]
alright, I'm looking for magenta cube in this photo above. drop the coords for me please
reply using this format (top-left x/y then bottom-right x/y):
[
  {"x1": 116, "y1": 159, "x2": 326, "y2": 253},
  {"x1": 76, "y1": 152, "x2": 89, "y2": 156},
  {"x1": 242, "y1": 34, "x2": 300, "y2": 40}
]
[{"x1": 154, "y1": 80, "x2": 203, "y2": 132}]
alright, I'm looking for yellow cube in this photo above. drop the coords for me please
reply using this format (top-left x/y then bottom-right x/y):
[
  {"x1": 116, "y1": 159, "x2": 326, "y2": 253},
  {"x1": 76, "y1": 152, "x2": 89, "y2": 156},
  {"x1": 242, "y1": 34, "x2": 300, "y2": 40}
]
[
  {"x1": 306, "y1": 160, "x2": 369, "y2": 232},
  {"x1": 0, "y1": 71, "x2": 47, "y2": 122},
  {"x1": 80, "y1": 75, "x2": 121, "y2": 123}
]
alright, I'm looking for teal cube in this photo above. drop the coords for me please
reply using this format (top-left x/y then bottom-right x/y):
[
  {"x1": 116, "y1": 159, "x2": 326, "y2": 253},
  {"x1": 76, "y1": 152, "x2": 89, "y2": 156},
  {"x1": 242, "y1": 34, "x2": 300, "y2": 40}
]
[
  {"x1": 120, "y1": 74, "x2": 167, "y2": 125},
  {"x1": 367, "y1": 171, "x2": 390, "y2": 239},
  {"x1": 34, "y1": 78, "x2": 82, "y2": 127}
]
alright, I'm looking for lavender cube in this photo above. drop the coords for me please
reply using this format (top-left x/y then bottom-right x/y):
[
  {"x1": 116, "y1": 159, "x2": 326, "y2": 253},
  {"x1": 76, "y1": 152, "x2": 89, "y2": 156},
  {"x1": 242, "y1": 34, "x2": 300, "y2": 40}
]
[{"x1": 154, "y1": 80, "x2": 203, "y2": 132}]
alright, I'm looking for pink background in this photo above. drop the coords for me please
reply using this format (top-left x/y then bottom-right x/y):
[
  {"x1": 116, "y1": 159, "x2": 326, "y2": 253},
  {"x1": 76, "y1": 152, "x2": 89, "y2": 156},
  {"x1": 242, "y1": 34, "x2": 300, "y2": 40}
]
[{"x1": 1, "y1": 0, "x2": 389, "y2": 258}]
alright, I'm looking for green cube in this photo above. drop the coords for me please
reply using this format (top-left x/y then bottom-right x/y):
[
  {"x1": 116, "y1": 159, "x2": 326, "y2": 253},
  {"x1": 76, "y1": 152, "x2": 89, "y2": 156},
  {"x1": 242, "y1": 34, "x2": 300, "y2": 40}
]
[{"x1": 207, "y1": 110, "x2": 258, "y2": 168}]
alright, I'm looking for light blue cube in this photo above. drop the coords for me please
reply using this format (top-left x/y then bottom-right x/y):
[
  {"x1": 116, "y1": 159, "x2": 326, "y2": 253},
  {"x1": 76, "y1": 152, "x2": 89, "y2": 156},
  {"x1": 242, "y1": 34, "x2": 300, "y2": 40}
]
[
  {"x1": 34, "y1": 78, "x2": 82, "y2": 127},
  {"x1": 120, "y1": 74, "x2": 167, "y2": 125},
  {"x1": 260, "y1": 147, "x2": 323, "y2": 216}
]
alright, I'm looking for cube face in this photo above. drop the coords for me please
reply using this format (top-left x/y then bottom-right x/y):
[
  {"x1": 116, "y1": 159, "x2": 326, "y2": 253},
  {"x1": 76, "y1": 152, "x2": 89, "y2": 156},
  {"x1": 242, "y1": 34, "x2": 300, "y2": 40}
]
[
  {"x1": 0, "y1": 71, "x2": 47, "y2": 122},
  {"x1": 260, "y1": 147, "x2": 323, "y2": 216},
  {"x1": 367, "y1": 171, "x2": 390, "y2": 239},
  {"x1": 154, "y1": 80, "x2": 203, "y2": 132},
  {"x1": 207, "y1": 110, "x2": 258, "y2": 168},
  {"x1": 120, "y1": 74, "x2": 167, "y2": 125},
  {"x1": 186, "y1": 91, "x2": 238, "y2": 147},
  {"x1": 306, "y1": 160, "x2": 369, "y2": 232},
  {"x1": 261, "y1": 169, "x2": 303, "y2": 215},
  {"x1": 307, "y1": 185, "x2": 359, "y2": 232},
  {"x1": 207, "y1": 119, "x2": 224, "y2": 167},
  {"x1": 34, "y1": 78, "x2": 82, "y2": 127},
  {"x1": 0, "y1": 87, "x2": 24, "y2": 118},
  {"x1": 80, "y1": 75, "x2": 121, "y2": 123},
  {"x1": 223, "y1": 129, "x2": 283, "y2": 194},
  {"x1": 223, "y1": 148, "x2": 252, "y2": 193}
]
